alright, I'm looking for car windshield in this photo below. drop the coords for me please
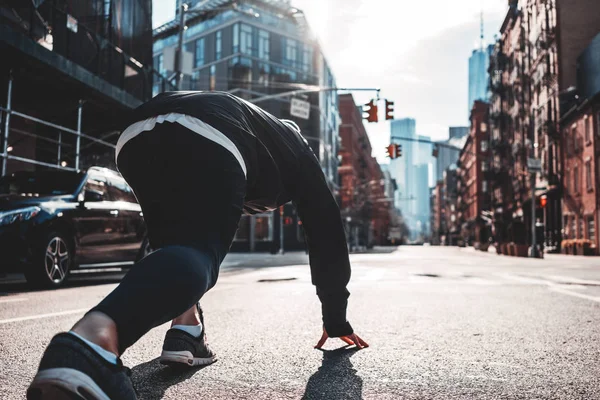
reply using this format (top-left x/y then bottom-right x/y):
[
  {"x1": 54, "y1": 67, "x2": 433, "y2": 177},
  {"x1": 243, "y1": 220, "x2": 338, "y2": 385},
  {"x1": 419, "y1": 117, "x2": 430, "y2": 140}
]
[{"x1": 0, "y1": 171, "x2": 84, "y2": 196}]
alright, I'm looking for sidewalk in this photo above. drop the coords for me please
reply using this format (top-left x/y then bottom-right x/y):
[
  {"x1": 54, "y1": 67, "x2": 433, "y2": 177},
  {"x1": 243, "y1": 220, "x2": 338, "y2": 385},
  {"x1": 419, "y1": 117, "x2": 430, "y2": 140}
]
[
  {"x1": 458, "y1": 244, "x2": 600, "y2": 267},
  {"x1": 221, "y1": 251, "x2": 309, "y2": 270},
  {"x1": 221, "y1": 246, "x2": 399, "y2": 270}
]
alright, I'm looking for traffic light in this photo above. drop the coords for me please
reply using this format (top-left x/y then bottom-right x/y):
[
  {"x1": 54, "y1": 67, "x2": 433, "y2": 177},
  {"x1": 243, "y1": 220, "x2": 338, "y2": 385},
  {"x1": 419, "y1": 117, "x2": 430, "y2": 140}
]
[
  {"x1": 432, "y1": 144, "x2": 439, "y2": 158},
  {"x1": 386, "y1": 144, "x2": 402, "y2": 159},
  {"x1": 386, "y1": 144, "x2": 396, "y2": 159},
  {"x1": 363, "y1": 99, "x2": 378, "y2": 123},
  {"x1": 540, "y1": 195, "x2": 547, "y2": 208},
  {"x1": 385, "y1": 99, "x2": 394, "y2": 120}
]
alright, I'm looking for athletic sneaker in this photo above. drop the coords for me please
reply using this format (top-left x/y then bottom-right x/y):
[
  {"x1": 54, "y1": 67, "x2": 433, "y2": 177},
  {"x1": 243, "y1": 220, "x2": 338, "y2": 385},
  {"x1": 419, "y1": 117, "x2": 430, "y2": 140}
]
[
  {"x1": 27, "y1": 333, "x2": 136, "y2": 400},
  {"x1": 160, "y1": 305, "x2": 216, "y2": 367}
]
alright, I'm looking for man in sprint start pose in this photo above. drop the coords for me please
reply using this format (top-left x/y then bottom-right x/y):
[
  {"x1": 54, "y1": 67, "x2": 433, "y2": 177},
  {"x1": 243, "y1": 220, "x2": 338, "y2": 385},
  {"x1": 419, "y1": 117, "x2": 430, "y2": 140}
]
[{"x1": 27, "y1": 91, "x2": 368, "y2": 400}]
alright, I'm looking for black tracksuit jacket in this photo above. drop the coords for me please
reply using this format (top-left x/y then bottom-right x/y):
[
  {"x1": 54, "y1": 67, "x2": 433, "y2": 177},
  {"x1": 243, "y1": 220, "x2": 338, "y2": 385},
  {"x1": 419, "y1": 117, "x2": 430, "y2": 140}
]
[{"x1": 128, "y1": 91, "x2": 353, "y2": 337}]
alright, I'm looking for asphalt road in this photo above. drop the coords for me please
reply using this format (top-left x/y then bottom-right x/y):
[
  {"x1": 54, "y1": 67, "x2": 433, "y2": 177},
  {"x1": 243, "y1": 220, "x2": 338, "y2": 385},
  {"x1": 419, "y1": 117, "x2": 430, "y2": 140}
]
[{"x1": 1, "y1": 246, "x2": 599, "y2": 399}]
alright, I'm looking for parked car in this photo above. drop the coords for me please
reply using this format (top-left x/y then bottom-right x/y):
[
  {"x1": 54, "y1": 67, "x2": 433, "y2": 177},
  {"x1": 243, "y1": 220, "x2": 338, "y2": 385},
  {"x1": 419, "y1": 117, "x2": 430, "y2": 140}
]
[{"x1": 0, "y1": 167, "x2": 149, "y2": 287}]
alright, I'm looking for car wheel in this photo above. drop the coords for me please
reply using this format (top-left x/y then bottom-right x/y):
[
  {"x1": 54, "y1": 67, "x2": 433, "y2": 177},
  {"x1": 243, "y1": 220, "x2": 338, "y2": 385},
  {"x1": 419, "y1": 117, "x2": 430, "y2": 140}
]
[
  {"x1": 24, "y1": 232, "x2": 72, "y2": 288},
  {"x1": 136, "y1": 236, "x2": 153, "y2": 262}
]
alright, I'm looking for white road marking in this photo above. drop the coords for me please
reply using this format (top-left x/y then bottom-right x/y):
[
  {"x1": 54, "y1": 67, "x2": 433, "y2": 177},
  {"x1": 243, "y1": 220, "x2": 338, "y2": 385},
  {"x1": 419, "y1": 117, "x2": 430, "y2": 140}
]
[
  {"x1": 548, "y1": 275, "x2": 600, "y2": 286},
  {"x1": 0, "y1": 297, "x2": 27, "y2": 304},
  {"x1": 497, "y1": 273, "x2": 549, "y2": 285},
  {"x1": 0, "y1": 308, "x2": 88, "y2": 325},
  {"x1": 550, "y1": 287, "x2": 600, "y2": 303},
  {"x1": 499, "y1": 273, "x2": 600, "y2": 303}
]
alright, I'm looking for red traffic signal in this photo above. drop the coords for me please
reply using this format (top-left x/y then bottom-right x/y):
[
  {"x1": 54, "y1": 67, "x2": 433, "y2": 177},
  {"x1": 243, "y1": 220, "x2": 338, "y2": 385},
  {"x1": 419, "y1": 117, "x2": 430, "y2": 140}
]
[
  {"x1": 386, "y1": 144, "x2": 395, "y2": 159},
  {"x1": 363, "y1": 99, "x2": 378, "y2": 123},
  {"x1": 385, "y1": 99, "x2": 394, "y2": 120},
  {"x1": 386, "y1": 144, "x2": 402, "y2": 159},
  {"x1": 540, "y1": 195, "x2": 547, "y2": 208}
]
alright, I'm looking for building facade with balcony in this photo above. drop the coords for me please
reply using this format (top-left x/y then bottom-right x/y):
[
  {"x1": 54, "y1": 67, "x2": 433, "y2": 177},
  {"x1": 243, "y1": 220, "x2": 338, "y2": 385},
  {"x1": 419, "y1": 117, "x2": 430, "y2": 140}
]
[
  {"x1": 1, "y1": 0, "x2": 158, "y2": 176},
  {"x1": 488, "y1": 0, "x2": 600, "y2": 252},
  {"x1": 152, "y1": 0, "x2": 341, "y2": 252},
  {"x1": 338, "y1": 94, "x2": 389, "y2": 248},
  {"x1": 560, "y1": 33, "x2": 600, "y2": 255},
  {"x1": 442, "y1": 166, "x2": 460, "y2": 246},
  {"x1": 457, "y1": 101, "x2": 492, "y2": 247},
  {"x1": 430, "y1": 181, "x2": 444, "y2": 245},
  {"x1": 488, "y1": 3, "x2": 530, "y2": 248}
]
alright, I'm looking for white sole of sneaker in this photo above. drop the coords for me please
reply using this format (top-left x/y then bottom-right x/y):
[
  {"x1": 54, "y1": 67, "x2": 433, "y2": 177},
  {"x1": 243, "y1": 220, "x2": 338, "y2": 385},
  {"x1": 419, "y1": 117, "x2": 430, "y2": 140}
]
[
  {"x1": 27, "y1": 368, "x2": 111, "y2": 400},
  {"x1": 159, "y1": 350, "x2": 217, "y2": 367}
]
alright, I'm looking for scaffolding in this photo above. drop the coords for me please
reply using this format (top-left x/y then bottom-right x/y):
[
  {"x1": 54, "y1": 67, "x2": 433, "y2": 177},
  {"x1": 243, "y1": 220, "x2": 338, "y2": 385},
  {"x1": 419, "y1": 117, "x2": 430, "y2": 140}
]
[{"x1": 0, "y1": 72, "x2": 117, "y2": 176}]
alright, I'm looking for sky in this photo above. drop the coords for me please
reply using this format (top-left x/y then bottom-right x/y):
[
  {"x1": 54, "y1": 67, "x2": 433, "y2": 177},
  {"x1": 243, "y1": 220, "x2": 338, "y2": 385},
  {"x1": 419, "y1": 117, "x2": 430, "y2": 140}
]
[{"x1": 152, "y1": 0, "x2": 507, "y2": 162}]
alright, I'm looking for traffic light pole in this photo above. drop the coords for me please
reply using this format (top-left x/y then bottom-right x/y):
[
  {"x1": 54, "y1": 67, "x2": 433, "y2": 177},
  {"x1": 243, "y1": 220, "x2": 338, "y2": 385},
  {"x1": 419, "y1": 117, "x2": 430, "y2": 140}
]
[
  {"x1": 249, "y1": 87, "x2": 381, "y2": 104},
  {"x1": 390, "y1": 135, "x2": 480, "y2": 157}
]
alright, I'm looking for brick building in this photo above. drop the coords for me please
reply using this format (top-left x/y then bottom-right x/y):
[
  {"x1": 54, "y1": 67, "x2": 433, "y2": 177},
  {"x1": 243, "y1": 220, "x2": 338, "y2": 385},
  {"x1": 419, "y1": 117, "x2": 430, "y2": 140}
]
[
  {"x1": 430, "y1": 181, "x2": 444, "y2": 245},
  {"x1": 443, "y1": 166, "x2": 461, "y2": 245},
  {"x1": 489, "y1": 4, "x2": 529, "y2": 246},
  {"x1": 560, "y1": 33, "x2": 600, "y2": 254},
  {"x1": 457, "y1": 101, "x2": 492, "y2": 246},
  {"x1": 338, "y1": 94, "x2": 389, "y2": 248},
  {"x1": 488, "y1": 0, "x2": 600, "y2": 252}
]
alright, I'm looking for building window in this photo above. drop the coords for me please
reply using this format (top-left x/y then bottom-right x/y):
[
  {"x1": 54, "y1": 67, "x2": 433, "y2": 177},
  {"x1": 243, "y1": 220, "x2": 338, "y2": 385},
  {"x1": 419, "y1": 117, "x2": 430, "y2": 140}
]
[
  {"x1": 282, "y1": 37, "x2": 297, "y2": 68},
  {"x1": 579, "y1": 218, "x2": 585, "y2": 239},
  {"x1": 563, "y1": 215, "x2": 569, "y2": 237},
  {"x1": 481, "y1": 140, "x2": 488, "y2": 152},
  {"x1": 585, "y1": 115, "x2": 592, "y2": 144},
  {"x1": 482, "y1": 180, "x2": 488, "y2": 193},
  {"x1": 574, "y1": 166, "x2": 579, "y2": 194},
  {"x1": 233, "y1": 23, "x2": 239, "y2": 53},
  {"x1": 566, "y1": 168, "x2": 571, "y2": 193},
  {"x1": 588, "y1": 216, "x2": 596, "y2": 245},
  {"x1": 195, "y1": 38, "x2": 205, "y2": 67},
  {"x1": 572, "y1": 128, "x2": 578, "y2": 153},
  {"x1": 258, "y1": 29, "x2": 270, "y2": 60},
  {"x1": 481, "y1": 161, "x2": 489, "y2": 172},
  {"x1": 254, "y1": 214, "x2": 274, "y2": 241},
  {"x1": 240, "y1": 24, "x2": 253, "y2": 55},
  {"x1": 215, "y1": 30, "x2": 222, "y2": 60},
  {"x1": 209, "y1": 65, "x2": 216, "y2": 91},
  {"x1": 302, "y1": 44, "x2": 313, "y2": 73},
  {"x1": 156, "y1": 54, "x2": 165, "y2": 75},
  {"x1": 571, "y1": 217, "x2": 577, "y2": 239},
  {"x1": 586, "y1": 159, "x2": 593, "y2": 191}
]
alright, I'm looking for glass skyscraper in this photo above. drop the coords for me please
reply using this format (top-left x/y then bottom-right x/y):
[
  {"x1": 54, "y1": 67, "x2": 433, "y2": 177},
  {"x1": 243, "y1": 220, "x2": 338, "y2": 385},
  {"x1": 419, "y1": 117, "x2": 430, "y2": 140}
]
[
  {"x1": 468, "y1": 44, "x2": 493, "y2": 116},
  {"x1": 389, "y1": 118, "x2": 432, "y2": 239}
]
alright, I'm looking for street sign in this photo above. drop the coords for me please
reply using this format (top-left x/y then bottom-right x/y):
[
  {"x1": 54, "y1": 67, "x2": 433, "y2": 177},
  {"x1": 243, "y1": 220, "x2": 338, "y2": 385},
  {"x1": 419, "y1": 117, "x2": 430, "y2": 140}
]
[
  {"x1": 290, "y1": 98, "x2": 310, "y2": 120},
  {"x1": 527, "y1": 158, "x2": 542, "y2": 172},
  {"x1": 163, "y1": 48, "x2": 194, "y2": 75}
]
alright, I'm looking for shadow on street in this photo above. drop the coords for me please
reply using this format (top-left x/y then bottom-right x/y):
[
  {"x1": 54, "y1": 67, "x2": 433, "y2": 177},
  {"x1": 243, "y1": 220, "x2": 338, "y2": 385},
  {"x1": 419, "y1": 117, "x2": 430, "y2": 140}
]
[
  {"x1": 131, "y1": 357, "x2": 208, "y2": 399},
  {"x1": 302, "y1": 347, "x2": 363, "y2": 400}
]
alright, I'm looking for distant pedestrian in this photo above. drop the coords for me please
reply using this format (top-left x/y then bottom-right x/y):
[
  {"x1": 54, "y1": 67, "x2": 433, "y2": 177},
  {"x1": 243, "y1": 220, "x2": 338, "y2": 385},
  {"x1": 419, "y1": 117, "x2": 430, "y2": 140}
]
[{"x1": 27, "y1": 91, "x2": 368, "y2": 400}]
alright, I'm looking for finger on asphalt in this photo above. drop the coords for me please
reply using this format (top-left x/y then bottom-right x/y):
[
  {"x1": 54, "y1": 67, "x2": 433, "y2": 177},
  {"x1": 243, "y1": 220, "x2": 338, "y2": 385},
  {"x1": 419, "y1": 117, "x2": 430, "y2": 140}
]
[
  {"x1": 355, "y1": 335, "x2": 369, "y2": 348},
  {"x1": 351, "y1": 335, "x2": 364, "y2": 349},
  {"x1": 314, "y1": 331, "x2": 328, "y2": 349}
]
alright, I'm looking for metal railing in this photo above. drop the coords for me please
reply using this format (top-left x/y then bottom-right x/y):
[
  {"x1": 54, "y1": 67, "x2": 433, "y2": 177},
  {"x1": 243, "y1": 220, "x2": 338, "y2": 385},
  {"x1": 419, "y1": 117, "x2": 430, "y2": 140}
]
[{"x1": 1, "y1": 74, "x2": 116, "y2": 176}]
